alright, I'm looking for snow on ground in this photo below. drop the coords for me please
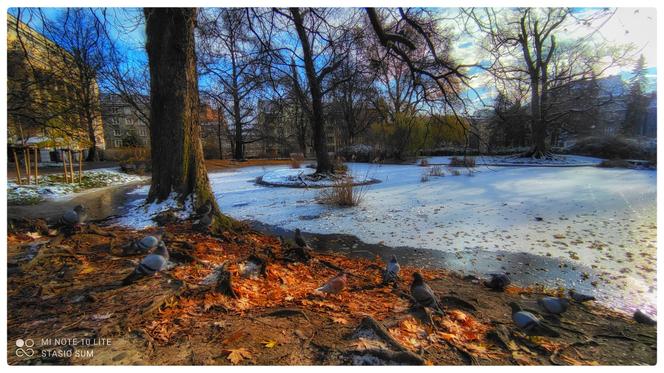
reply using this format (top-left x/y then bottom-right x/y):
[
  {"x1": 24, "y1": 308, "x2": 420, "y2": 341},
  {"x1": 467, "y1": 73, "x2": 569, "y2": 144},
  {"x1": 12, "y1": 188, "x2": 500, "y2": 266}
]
[
  {"x1": 116, "y1": 162, "x2": 656, "y2": 314},
  {"x1": 116, "y1": 189, "x2": 193, "y2": 229},
  {"x1": 425, "y1": 154, "x2": 603, "y2": 167},
  {"x1": 259, "y1": 167, "x2": 376, "y2": 187},
  {"x1": 7, "y1": 168, "x2": 147, "y2": 205}
]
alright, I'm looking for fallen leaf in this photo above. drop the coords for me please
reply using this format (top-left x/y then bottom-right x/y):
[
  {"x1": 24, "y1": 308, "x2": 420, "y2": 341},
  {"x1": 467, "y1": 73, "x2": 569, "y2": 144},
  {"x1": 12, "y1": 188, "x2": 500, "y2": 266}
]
[
  {"x1": 225, "y1": 348, "x2": 252, "y2": 365},
  {"x1": 261, "y1": 340, "x2": 278, "y2": 348}
]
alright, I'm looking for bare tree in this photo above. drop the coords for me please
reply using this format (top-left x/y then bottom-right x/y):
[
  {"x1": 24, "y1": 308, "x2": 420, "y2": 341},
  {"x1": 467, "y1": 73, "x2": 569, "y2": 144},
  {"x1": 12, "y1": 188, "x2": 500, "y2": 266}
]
[
  {"x1": 464, "y1": 7, "x2": 627, "y2": 157},
  {"x1": 198, "y1": 8, "x2": 265, "y2": 160}
]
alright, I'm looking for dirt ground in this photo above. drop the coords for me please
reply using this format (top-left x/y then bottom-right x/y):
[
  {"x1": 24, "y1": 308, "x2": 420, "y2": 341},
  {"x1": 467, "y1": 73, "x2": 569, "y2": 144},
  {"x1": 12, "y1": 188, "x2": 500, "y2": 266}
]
[{"x1": 6, "y1": 220, "x2": 657, "y2": 365}]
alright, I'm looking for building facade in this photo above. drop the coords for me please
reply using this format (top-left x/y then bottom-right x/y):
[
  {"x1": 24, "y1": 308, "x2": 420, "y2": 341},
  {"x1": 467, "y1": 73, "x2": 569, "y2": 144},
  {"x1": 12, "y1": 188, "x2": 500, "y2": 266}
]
[
  {"x1": 100, "y1": 93, "x2": 150, "y2": 149},
  {"x1": 7, "y1": 12, "x2": 105, "y2": 158}
]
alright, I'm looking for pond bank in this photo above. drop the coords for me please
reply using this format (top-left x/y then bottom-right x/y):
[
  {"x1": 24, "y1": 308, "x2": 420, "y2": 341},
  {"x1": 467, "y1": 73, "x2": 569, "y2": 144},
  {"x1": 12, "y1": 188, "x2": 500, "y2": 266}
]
[{"x1": 249, "y1": 221, "x2": 655, "y2": 318}]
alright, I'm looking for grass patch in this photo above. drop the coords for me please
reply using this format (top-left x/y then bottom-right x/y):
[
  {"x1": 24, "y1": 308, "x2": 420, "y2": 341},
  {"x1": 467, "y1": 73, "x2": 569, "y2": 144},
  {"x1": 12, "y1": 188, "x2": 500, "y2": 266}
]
[
  {"x1": 317, "y1": 176, "x2": 368, "y2": 207},
  {"x1": 7, "y1": 169, "x2": 144, "y2": 206}
]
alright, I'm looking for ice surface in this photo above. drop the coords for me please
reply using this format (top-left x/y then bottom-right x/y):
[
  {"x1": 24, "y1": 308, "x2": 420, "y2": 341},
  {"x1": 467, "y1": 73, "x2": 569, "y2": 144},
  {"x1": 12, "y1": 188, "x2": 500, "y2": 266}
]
[{"x1": 116, "y1": 162, "x2": 657, "y2": 313}]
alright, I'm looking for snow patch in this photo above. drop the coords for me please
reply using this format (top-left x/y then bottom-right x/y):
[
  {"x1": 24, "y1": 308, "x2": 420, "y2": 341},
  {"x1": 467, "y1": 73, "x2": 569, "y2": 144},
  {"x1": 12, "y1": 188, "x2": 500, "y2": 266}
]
[
  {"x1": 115, "y1": 191, "x2": 194, "y2": 229},
  {"x1": 7, "y1": 168, "x2": 147, "y2": 205},
  {"x1": 259, "y1": 167, "x2": 377, "y2": 187},
  {"x1": 425, "y1": 154, "x2": 603, "y2": 167}
]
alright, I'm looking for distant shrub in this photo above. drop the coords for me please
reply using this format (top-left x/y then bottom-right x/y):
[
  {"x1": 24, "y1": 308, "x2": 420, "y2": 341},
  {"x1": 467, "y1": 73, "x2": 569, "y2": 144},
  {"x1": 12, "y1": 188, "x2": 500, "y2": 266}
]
[
  {"x1": 449, "y1": 156, "x2": 476, "y2": 167},
  {"x1": 449, "y1": 168, "x2": 462, "y2": 176},
  {"x1": 103, "y1": 147, "x2": 150, "y2": 162},
  {"x1": 419, "y1": 159, "x2": 429, "y2": 167},
  {"x1": 337, "y1": 144, "x2": 383, "y2": 163},
  {"x1": 597, "y1": 159, "x2": 633, "y2": 168},
  {"x1": 317, "y1": 177, "x2": 366, "y2": 207},
  {"x1": 568, "y1": 136, "x2": 654, "y2": 161}
]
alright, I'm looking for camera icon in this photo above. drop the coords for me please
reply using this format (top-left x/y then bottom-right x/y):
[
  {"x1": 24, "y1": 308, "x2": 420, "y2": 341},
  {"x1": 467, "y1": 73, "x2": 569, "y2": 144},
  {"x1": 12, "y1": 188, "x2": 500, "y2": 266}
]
[{"x1": 15, "y1": 338, "x2": 35, "y2": 358}]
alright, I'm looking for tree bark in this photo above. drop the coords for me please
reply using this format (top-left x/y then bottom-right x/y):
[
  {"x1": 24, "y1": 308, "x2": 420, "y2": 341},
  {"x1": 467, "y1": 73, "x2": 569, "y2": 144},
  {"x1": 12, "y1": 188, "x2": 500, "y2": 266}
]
[
  {"x1": 144, "y1": 8, "x2": 234, "y2": 230},
  {"x1": 85, "y1": 109, "x2": 100, "y2": 161},
  {"x1": 290, "y1": 8, "x2": 333, "y2": 174},
  {"x1": 216, "y1": 109, "x2": 225, "y2": 160},
  {"x1": 233, "y1": 93, "x2": 243, "y2": 160},
  {"x1": 528, "y1": 82, "x2": 547, "y2": 158}
]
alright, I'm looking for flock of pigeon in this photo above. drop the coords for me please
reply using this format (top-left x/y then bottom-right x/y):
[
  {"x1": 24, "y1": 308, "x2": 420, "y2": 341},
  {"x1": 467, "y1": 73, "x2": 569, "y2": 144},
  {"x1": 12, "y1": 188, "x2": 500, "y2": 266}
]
[{"x1": 56, "y1": 203, "x2": 658, "y2": 331}]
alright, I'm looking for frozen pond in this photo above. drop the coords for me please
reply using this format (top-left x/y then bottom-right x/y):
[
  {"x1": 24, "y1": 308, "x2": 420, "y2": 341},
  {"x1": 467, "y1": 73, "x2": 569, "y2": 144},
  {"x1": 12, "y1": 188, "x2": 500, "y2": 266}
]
[{"x1": 124, "y1": 162, "x2": 657, "y2": 316}]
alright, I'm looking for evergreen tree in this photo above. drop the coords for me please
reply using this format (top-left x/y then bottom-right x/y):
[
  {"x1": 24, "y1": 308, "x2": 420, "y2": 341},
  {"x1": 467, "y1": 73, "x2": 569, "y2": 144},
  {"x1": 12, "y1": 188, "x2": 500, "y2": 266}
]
[{"x1": 622, "y1": 55, "x2": 649, "y2": 136}]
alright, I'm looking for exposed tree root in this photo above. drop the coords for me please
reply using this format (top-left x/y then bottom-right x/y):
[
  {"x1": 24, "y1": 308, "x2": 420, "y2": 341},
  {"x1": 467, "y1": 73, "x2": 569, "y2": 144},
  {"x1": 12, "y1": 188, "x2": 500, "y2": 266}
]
[
  {"x1": 549, "y1": 339, "x2": 600, "y2": 365},
  {"x1": 355, "y1": 316, "x2": 412, "y2": 353},
  {"x1": 260, "y1": 308, "x2": 311, "y2": 323}
]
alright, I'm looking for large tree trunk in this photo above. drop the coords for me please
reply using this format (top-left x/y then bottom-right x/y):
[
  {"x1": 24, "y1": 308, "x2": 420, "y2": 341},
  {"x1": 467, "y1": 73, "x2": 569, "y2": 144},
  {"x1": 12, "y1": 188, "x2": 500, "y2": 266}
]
[
  {"x1": 84, "y1": 106, "x2": 99, "y2": 161},
  {"x1": 290, "y1": 8, "x2": 333, "y2": 174},
  {"x1": 144, "y1": 8, "x2": 233, "y2": 229},
  {"x1": 233, "y1": 95, "x2": 243, "y2": 160},
  {"x1": 526, "y1": 82, "x2": 547, "y2": 158},
  {"x1": 216, "y1": 108, "x2": 224, "y2": 160}
]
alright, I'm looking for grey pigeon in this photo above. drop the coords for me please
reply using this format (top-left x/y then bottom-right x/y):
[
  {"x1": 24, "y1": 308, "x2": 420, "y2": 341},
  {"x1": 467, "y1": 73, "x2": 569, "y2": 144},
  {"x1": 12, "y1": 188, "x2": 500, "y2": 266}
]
[
  {"x1": 382, "y1": 255, "x2": 400, "y2": 284},
  {"x1": 124, "y1": 234, "x2": 161, "y2": 255},
  {"x1": 633, "y1": 309, "x2": 657, "y2": 326},
  {"x1": 509, "y1": 302, "x2": 560, "y2": 337},
  {"x1": 122, "y1": 241, "x2": 169, "y2": 285},
  {"x1": 484, "y1": 273, "x2": 511, "y2": 291},
  {"x1": 537, "y1": 297, "x2": 570, "y2": 315},
  {"x1": 294, "y1": 228, "x2": 308, "y2": 248},
  {"x1": 410, "y1": 272, "x2": 443, "y2": 313},
  {"x1": 568, "y1": 289, "x2": 596, "y2": 303},
  {"x1": 195, "y1": 200, "x2": 213, "y2": 217},
  {"x1": 192, "y1": 212, "x2": 212, "y2": 232},
  {"x1": 316, "y1": 271, "x2": 347, "y2": 294},
  {"x1": 59, "y1": 204, "x2": 87, "y2": 227}
]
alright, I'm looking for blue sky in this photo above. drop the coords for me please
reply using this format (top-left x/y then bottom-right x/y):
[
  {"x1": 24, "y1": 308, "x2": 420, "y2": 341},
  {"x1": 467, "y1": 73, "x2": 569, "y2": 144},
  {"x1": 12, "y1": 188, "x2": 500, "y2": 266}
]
[{"x1": 9, "y1": 7, "x2": 657, "y2": 112}]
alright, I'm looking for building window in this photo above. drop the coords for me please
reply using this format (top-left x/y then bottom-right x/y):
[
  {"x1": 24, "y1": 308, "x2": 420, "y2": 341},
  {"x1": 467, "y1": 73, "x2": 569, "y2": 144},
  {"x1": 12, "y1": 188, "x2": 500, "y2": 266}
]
[
  {"x1": 113, "y1": 127, "x2": 121, "y2": 137},
  {"x1": 113, "y1": 139, "x2": 123, "y2": 147}
]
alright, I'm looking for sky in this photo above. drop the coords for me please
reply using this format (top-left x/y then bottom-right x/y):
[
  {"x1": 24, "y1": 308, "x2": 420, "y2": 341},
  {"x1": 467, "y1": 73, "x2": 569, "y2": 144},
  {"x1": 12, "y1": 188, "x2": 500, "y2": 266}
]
[
  {"x1": 447, "y1": 7, "x2": 657, "y2": 110},
  {"x1": 8, "y1": 7, "x2": 657, "y2": 112}
]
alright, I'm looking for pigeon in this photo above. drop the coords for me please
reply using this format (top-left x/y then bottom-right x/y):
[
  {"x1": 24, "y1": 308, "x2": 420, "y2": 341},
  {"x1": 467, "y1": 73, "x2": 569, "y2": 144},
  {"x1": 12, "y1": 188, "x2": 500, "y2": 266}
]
[
  {"x1": 410, "y1": 272, "x2": 443, "y2": 313},
  {"x1": 537, "y1": 296, "x2": 570, "y2": 315},
  {"x1": 123, "y1": 234, "x2": 162, "y2": 256},
  {"x1": 122, "y1": 241, "x2": 170, "y2": 285},
  {"x1": 382, "y1": 255, "x2": 400, "y2": 284},
  {"x1": 509, "y1": 302, "x2": 560, "y2": 337},
  {"x1": 59, "y1": 204, "x2": 87, "y2": 227},
  {"x1": 192, "y1": 212, "x2": 212, "y2": 232},
  {"x1": 195, "y1": 200, "x2": 213, "y2": 217},
  {"x1": 294, "y1": 228, "x2": 309, "y2": 248},
  {"x1": 483, "y1": 273, "x2": 511, "y2": 291},
  {"x1": 316, "y1": 271, "x2": 347, "y2": 294},
  {"x1": 568, "y1": 289, "x2": 596, "y2": 303},
  {"x1": 633, "y1": 309, "x2": 657, "y2": 326}
]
